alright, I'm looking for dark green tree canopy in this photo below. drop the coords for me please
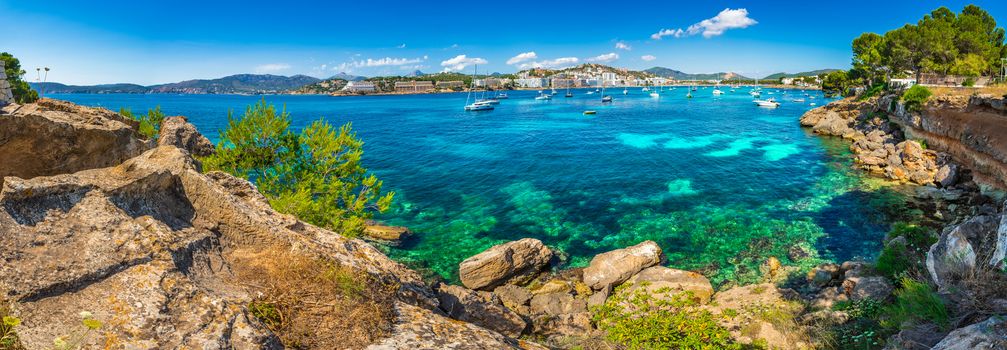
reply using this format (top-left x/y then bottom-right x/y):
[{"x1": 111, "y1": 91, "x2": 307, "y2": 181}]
[{"x1": 1, "y1": 52, "x2": 39, "y2": 104}]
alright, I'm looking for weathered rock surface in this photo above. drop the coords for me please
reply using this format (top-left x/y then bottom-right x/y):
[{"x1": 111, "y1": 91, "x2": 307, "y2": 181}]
[
  {"x1": 842, "y1": 276, "x2": 893, "y2": 301},
  {"x1": 158, "y1": 115, "x2": 215, "y2": 156},
  {"x1": 437, "y1": 284, "x2": 527, "y2": 337},
  {"x1": 0, "y1": 99, "x2": 546, "y2": 349},
  {"x1": 927, "y1": 214, "x2": 1002, "y2": 288},
  {"x1": 0, "y1": 60, "x2": 12, "y2": 106},
  {"x1": 363, "y1": 221, "x2": 412, "y2": 244},
  {"x1": 530, "y1": 292, "x2": 587, "y2": 316},
  {"x1": 582, "y1": 240, "x2": 663, "y2": 290},
  {"x1": 624, "y1": 266, "x2": 714, "y2": 303},
  {"x1": 0, "y1": 98, "x2": 152, "y2": 187},
  {"x1": 931, "y1": 316, "x2": 1007, "y2": 350},
  {"x1": 458, "y1": 238, "x2": 553, "y2": 290},
  {"x1": 707, "y1": 284, "x2": 806, "y2": 350}
]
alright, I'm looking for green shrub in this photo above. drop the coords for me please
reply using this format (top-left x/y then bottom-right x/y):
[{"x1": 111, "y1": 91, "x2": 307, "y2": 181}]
[
  {"x1": 1, "y1": 52, "x2": 39, "y2": 104},
  {"x1": 962, "y1": 77, "x2": 975, "y2": 87},
  {"x1": 592, "y1": 284, "x2": 740, "y2": 350},
  {"x1": 202, "y1": 99, "x2": 393, "y2": 237},
  {"x1": 901, "y1": 85, "x2": 932, "y2": 113},
  {"x1": 1, "y1": 315, "x2": 21, "y2": 350},
  {"x1": 833, "y1": 298, "x2": 884, "y2": 319},
  {"x1": 119, "y1": 106, "x2": 165, "y2": 139},
  {"x1": 887, "y1": 223, "x2": 936, "y2": 251},
  {"x1": 881, "y1": 277, "x2": 949, "y2": 330},
  {"x1": 875, "y1": 243, "x2": 913, "y2": 280},
  {"x1": 858, "y1": 83, "x2": 888, "y2": 101}
]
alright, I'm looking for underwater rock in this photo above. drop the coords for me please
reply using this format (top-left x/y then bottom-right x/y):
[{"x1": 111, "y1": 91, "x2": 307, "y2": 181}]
[
  {"x1": 363, "y1": 222, "x2": 412, "y2": 244},
  {"x1": 582, "y1": 240, "x2": 663, "y2": 291},
  {"x1": 624, "y1": 266, "x2": 714, "y2": 304},
  {"x1": 458, "y1": 238, "x2": 553, "y2": 291}
]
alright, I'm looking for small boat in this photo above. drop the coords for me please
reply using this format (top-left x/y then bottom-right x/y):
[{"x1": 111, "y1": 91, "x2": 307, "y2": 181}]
[
  {"x1": 583, "y1": 110, "x2": 597, "y2": 115},
  {"x1": 535, "y1": 93, "x2": 552, "y2": 100},
  {"x1": 686, "y1": 92, "x2": 693, "y2": 98},
  {"x1": 622, "y1": 88, "x2": 628, "y2": 95},
  {"x1": 601, "y1": 95, "x2": 613, "y2": 102},
  {"x1": 793, "y1": 98, "x2": 805, "y2": 102},
  {"x1": 649, "y1": 92, "x2": 660, "y2": 98},
  {"x1": 586, "y1": 91, "x2": 595, "y2": 95},
  {"x1": 495, "y1": 92, "x2": 509, "y2": 99},
  {"x1": 642, "y1": 87, "x2": 650, "y2": 92},
  {"x1": 754, "y1": 99, "x2": 780, "y2": 108},
  {"x1": 712, "y1": 88, "x2": 724, "y2": 95},
  {"x1": 750, "y1": 91, "x2": 761, "y2": 98},
  {"x1": 565, "y1": 92, "x2": 573, "y2": 98},
  {"x1": 810, "y1": 102, "x2": 817, "y2": 106},
  {"x1": 465, "y1": 101, "x2": 495, "y2": 111}
]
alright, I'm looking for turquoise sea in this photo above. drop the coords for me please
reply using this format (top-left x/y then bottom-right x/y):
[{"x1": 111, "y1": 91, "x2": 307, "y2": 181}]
[{"x1": 52, "y1": 87, "x2": 899, "y2": 286}]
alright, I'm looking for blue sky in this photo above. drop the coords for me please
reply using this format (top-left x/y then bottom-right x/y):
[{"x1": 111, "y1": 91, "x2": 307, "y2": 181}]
[{"x1": 2, "y1": 0, "x2": 1006, "y2": 85}]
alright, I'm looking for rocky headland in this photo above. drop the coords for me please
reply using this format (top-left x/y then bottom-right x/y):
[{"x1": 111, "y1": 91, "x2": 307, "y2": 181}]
[{"x1": 1, "y1": 89, "x2": 1006, "y2": 349}]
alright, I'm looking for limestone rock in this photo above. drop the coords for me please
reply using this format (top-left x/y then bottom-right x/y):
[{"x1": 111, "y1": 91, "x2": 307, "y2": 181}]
[
  {"x1": 707, "y1": 284, "x2": 805, "y2": 350},
  {"x1": 437, "y1": 284, "x2": 527, "y2": 337},
  {"x1": 363, "y1": 221, "x2": 412, "y2": 244},
  {"x1": 625, "y1": 266, "x2": 714, "y2": 303},
  {"x1": 582, "y1": 240, "x2": 663, "y2": 290},
  {"x1": 458, "y1": 238, "x2": 553, "y2": 290},
  {"x1": 530, "y1": 312, "x2": 593, "y2": 340},
  {"x1": 530, "y1": 292, "x2": 587, "y2": 316},
  {"x1": 0, "y1": 98, "x2": 152, "y2": 187},
  {"x1": 368, "y1": 302, "x2": 547, "y2": 350},
  {"x1": 936, "y1": 164, "x2": 959, "y2": 188},
  {"x1": 931, "y1": 316, "x2": 1007, "y2": 350},
  {"x1": 842, "y1": 276, "x2": 893, "y2": 301},
  {"x1": 927, "y1": 215, "x2": 994, "y2": 287},
  {"x1": 494, "y1": 284, "x2": 532, "y2": 315},
  {"x1": 158, "y1": 116, "x2": 215, "y2": 156},
  {"x1": 806, "y1": 263, "x2": 842, "y2": 288}
]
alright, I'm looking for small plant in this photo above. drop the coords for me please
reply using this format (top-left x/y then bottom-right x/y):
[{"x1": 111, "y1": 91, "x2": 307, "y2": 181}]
[
  {"x1": 881, "y1": 277, "x2": 949, "y2": 330},
  {"x1": 50, "y1": 311, "x2": 103, "y2": 350},
  {"x1": 875, "y1": 242, "x2": 913, "y2": 280},
  {"x1": 833, "y1": 299, "x2": 884, "y2": 319},
  {"x1": 857, "y1": 83, "x2": 888, "y2": 101},
  {"x1": 119, "y1": 106, "x2": 165, "y2": 139},
  {"x1": 886, "y1": 222, "x2": 936, "y2": 251},
  {"x1": 1, "y1": 315, "x2": 21, "y2": 350},
  {"x1": 900, "y1": 85, "x2": 932, "y2": 113},
  {"x1": 592, "y1": 284, "x2": 740, "y2": 350}
]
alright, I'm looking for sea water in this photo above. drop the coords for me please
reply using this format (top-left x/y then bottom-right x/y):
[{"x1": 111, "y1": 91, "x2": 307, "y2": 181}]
[{"x1": 52, "y1": 88, "x2": 899, "y2": 286}]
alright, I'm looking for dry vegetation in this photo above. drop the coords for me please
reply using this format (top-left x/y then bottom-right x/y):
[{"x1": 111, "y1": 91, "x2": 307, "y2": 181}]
[
  {"x1": 230, "y1": 246, "x2": 398, "y2": 349},
  {"x1": 927, "y1": 84, "x2": 1007, "y2": 98}
]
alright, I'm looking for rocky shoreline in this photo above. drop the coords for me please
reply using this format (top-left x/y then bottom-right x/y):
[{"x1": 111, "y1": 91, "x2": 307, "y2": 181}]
[{"x1": 1, "y1": 93, "x2": 1006, "y2": 349}]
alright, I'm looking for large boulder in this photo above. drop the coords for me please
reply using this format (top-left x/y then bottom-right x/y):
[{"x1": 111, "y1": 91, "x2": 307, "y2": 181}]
[
  {"x1": 931, "y1": 316, "x2": 1007, "y2": 350},
  {"x1": 458, "y1": 238, "x2": 553, "y2": 290},
  {"x1": 368, "y1": 302, "x2": 547, "y2": 350},
  {"x1": 363, "y1": 221, "x2": 412, "y2": 244},
  {"x1": 437, "y1": 284, "x2": 527, "y2": 337},
  {"x1": 842, "y1": 276, "x2": 893, "y2": 301},
  {"x1": 624, "y1": 266, "x2": 714, "y2": 303},
  {"x1": 0, "y1": 98, "x2": 152, "y2": 187},
  {"x1": 582, "y1": 241, "x2": 663, "y2": 291},
  {"x1": 927, "y1": 215, "x2": 999, "y2": 288},
  {"x1": 158, "y1": 116, "x2": 215, "y2": 157},
  {"x1": 530, "y1": 292, "x2": 587, "y2": 316}
]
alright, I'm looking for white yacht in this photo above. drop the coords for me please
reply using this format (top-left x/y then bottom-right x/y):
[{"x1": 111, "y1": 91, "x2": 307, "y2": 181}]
[
  {"x1": 754, "y1": 98, "x2": 780, "y2": 108},
  {"x1": 464, "y1": 65, "x2": 494, "y2": 111}
]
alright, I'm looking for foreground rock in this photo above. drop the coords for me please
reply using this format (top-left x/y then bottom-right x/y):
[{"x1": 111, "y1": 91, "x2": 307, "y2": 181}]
[
  {"x1": 931, "y1": 316, "x2": 1007, "y2": 350},
  {"x1": 363, "y1": 221, "x2": 412, "y2": 244},
  {"x1": 624, "y1": 266, "x2": 714, "y2": 303},
  {"x1": 158, "y1": 115, "x2": 215, "y2": 156},
  {"x1": 582, "y1": 240, "x2": 663, "y2": 291},
  {"x1": 368, "y1": 302, "x2": 547, "y2": 350},
  {"x1": 437, "y1": 284, "x2": 527, "y2": 337},
  {"x1": 458, "y1": 238, "x2": 553, "y2": 290},
  {"x1": 0, "y1": 98, "x2": 152, "y2": 187}
]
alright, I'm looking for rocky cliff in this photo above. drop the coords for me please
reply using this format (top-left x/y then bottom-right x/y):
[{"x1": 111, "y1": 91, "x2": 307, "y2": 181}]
[
  {"x1": 0, "y1": 61, "x2": 12, "y2": 106},
  {"x1": 0, "y1": 99, "x2": 545, "y2": 349}
]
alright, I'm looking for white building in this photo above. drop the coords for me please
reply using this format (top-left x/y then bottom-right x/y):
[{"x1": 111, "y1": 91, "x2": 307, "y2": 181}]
[
  {"x1": 516, "y1": 78, "x2": 549, "y2": 88},
  {"x1": 342, "y1": 81, "x2": 376, "y2": 92},
  {"x1": 889, "y1": 78, "x2": 917, "y2": 88}
]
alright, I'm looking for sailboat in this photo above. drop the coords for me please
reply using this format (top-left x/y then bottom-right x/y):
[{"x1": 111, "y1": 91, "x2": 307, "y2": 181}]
[
  {"x1": 649, "y1": 80, "x2": 660, "y2": 98},
  {"x1": 565, "y1": 83, "x2": 573, "y2": 98},
  {"x1": 600, "y1": 79, "x2": 612, "y2": 102},
  {"x1": 622, "y1": 87, "x2": 628, "y2": 95},
  {"x1": 464, "y1": 65, "x2": 494, "y2": 111}
]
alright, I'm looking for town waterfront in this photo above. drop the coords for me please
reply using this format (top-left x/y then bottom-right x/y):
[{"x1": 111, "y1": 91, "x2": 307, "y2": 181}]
[{"x1": 52, "y1": 88, "x2": 900, "y2": 285}]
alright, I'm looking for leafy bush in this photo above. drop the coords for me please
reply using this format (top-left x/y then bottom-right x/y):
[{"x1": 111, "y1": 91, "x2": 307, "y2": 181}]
[
  {"x1": 119, "y1": 106, "x2": 165, "y2": 139},
  {"x1": 901, "y1": 85, "x2": 932, "y2": 113},
  {"x1": 857, "y1": 83, "x2": 888, "y2": 101},
  {"x1": 887, "y1": 223, "x2": 936, "y2": 251},
  {"x1": 203, "y1": 99, "x2": 394, "y2": 237},
  {"x1": 592, "y1": 284, "x2": 740, "y2": 350},
  {"x1": 0, "y1": 52, "x2": 38, "y2": 104},
  {"x1": 881, "y1": 277, "x2": 949, "y2": 330},
  {"x1": 875, "y1": 243, "x2": 913, "y2": 280}
]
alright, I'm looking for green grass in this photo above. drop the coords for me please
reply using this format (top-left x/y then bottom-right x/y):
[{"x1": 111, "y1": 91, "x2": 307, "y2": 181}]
[
  {"x1": 881, "y1": 277, "x2": 950, "y2": 330},
  {"x1": 592, "y1": 284, "x2": 740, "y2": 350}
]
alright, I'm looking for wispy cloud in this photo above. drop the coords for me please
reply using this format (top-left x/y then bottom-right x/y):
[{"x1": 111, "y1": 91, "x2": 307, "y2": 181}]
[
  {"x1": 254, "y1": 63, "x2": 291, "y2": 73},
  {"x1": 651, "y1": 8, "x2": 757, "y2": 39},
  {"x1": 615, "y1": 42, "x2": 631, "y2": 51},
  {"x1": 506, "y1": 51, "x2": 538, "y2": 65},
  {"x1": 586, "y1": 52, "x2": 619, "y2": 63},
  {"x1": 517, "y1": 57, "x2": 579, "y2": 70},
  {"x1": 641, "y1": 55, "x2": 657, "y2": 61},
  {"x1": 334, "y1": 56, "x2": 428, "y2": 72},
  {"x1": 440, "y1": 54, "x2": 488, "y2": 71}
]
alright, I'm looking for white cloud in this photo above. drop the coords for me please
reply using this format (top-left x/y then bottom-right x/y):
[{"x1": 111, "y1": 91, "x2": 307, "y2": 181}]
[
  {"x1": 440, "y1": 54, "x2": 488, "y2": 71},
  {"x1": 615, "y1": 42, "x2": 631, "y2": 51},
  {"x1": 641, "y1": 55, "x2": 657, "y2": 61},
  {"x1": 396, "y1": 43, "x2": 407, "y2": 48},
  {"x1": 254, "y1": 63, "x2": 291, "y2": 73},
  {"x1": 586, "y1": 52, "x2": 619, "y2": 63},
  {"x1": 517, "y1": 57, "x2": 579, "y2": 70},
  {"x1": 332, "y1": 56, "x2": 427, "y2": 73},
  {"x1": 651, "y1": 8, "x2": 756, "y2": 39},
  {"x1": 506, "y1": 51, "x2": 538, "y2": 65}
]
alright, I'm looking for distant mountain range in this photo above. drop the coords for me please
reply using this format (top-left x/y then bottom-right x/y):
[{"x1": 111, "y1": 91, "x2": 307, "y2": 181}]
[
  {"x1": 761, "y1": 69, "x2": 841, "y2": 80},
  {"x1": 32, "y1": 74, "x2": 322, "y2": 94},
  {"x1": 329, "y1": 72, "x2": 367, "y2": 81},
  {"x1": 644, "y1": 67, "x2": 753, "y2": 81}
]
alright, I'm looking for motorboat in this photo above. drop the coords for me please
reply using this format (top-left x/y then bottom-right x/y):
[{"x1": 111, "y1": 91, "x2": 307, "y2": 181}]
[
  {"x1": 465, "y1": 100, "x2": 495, "y2": 111},
  {"x1": 583, "y1": 110, "x2": 597, "y2": 115},
  {"x1": 650, "y1": 92, "x2": 660, "y2": 98},
  {"x1": 535, "y1": 93, "x2": 552, "y2": 100},
  {"x1": 754, "y1": 99, "x2": 780, "y2": 108},
  {"x1": 713, "y1": 88, "x2": 724, "y2": 95},
  {"x1": 495, "y1": 92, "x2": 509, "y2": 99}
]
